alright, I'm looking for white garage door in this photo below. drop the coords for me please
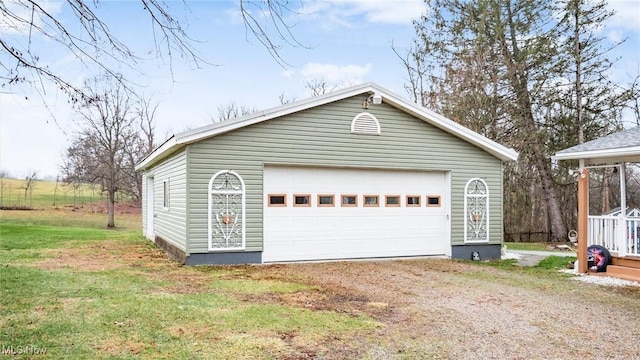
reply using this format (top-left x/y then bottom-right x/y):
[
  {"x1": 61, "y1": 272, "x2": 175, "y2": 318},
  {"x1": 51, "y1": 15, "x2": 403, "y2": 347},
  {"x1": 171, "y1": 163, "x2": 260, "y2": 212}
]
[{"x1": 263, "y1": 166, "x2": 449, "y2": 262}]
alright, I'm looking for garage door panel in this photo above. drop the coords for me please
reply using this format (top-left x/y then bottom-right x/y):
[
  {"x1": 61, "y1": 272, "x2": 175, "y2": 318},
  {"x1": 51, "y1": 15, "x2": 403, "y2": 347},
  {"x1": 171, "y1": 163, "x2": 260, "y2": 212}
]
[{"x1": 263, "y1": 166, "x2": 448, "y2": 262}]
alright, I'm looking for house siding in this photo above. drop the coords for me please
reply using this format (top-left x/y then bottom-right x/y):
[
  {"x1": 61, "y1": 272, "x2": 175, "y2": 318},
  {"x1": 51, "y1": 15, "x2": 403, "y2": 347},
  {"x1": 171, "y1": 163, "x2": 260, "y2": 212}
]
[
  {"x1": 185, "y1": 95, "x2": 503, "y2": 254},
  {"x1": 150, "y1": 150, "x2": 188, "y2": 252}
]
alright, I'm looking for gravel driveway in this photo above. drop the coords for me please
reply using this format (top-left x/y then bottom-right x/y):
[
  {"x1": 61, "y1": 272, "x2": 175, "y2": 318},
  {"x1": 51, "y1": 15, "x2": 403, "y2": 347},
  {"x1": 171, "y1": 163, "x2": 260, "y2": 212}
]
[{"x1": 258, "y1": 258, "x2": 640, "y2": 359}]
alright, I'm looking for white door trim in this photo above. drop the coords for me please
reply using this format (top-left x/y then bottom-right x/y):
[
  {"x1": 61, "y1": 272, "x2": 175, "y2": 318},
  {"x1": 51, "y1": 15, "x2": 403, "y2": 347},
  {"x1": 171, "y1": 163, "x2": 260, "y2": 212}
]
[{"x1": 146, "y1": 176, "x2": 155, "y2": 241}]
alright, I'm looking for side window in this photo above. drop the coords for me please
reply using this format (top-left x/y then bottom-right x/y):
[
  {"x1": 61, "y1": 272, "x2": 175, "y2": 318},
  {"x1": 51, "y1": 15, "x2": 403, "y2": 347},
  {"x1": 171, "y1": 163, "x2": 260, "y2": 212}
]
[
  {"x1": 363, "y1": 195, "x2": 379, "y2": 207},
  {"x1": 268, "y1": 194, "x2": 287, "y2": 207},
  {"x1": 341, "y1": 195, "x2": 358, "y2": 207},
  {"x1": 406, "y1": 195, "x2": 421, "y2": 207},
  {"x1": 318, "y1": 195, "x2": 335, "y2": 207},
  {"x1": 427, "y1": 196, "x2": 441, "y2": 207},
  {"x1": 293, "y1": 194, "x2": 311, "y2": 207},
  {"x1": 385, "y1": 195, "x2": 400, "y2": 207},
  {"x1": 163, "y1": 179, "x2": 170, "y2": 209}
]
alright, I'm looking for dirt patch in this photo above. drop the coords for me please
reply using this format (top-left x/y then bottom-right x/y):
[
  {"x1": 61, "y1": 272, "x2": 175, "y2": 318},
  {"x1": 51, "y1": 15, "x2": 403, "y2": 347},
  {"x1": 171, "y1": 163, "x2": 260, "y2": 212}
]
[
  {"x1": 65, "y1": 200, "x2": 141, "y2": 215},
  {"x1": 94, "y1": 336, "x2": 147, "y2": 356},
  {"x1": 239, "y1": 260, "x2": 640, "y2": 359},
  {"x1": 37, "y1": 240, "x2": 167, "y2": 272}
]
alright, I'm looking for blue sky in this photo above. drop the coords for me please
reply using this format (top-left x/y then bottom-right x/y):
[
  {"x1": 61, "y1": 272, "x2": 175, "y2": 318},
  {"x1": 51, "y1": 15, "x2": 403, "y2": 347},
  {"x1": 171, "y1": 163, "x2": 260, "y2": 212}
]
[{"x1": 0, "y1": 0, "x2": 639, "y2": 178}]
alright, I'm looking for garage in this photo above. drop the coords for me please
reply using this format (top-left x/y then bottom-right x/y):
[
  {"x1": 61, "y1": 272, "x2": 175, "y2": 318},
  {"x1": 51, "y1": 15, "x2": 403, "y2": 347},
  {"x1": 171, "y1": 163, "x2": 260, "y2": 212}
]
[
  {"x1": 137, "y1": 83, "x2": 517, "y2": 265},
  {"x1": 263, "y1": 166, "x2": 450, "y2": 262}
]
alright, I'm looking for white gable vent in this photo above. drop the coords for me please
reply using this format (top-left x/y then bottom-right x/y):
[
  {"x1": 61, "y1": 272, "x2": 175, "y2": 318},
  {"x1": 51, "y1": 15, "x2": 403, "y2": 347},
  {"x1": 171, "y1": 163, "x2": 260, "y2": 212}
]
[{"x1": 351, "y1": 112, "x2": 381, "y2": 135}]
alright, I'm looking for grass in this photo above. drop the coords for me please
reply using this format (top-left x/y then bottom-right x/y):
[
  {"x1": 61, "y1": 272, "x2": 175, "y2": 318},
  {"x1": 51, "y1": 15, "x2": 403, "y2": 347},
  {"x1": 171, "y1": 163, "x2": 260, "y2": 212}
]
[
  {"x1": 504, "y1": 241, "x2": 570, "y2": 251},
  {"x1": 0, "y1": 177, "x2": 103, "y2": 209},
  {"x1": 2, "y1": 207, "x2": 637, "y2": 358},
  {"x1": 0, "y1": 210, "x2": 377, "y2": 359}
]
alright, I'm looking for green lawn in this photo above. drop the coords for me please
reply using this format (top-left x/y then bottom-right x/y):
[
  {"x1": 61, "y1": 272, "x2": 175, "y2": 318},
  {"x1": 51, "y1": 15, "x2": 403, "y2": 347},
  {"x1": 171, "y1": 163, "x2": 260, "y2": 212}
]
[
  {"x1": 0, "y1": 210, "x2": 377, "y2": 359},
  {"x1": 3, "y1": 210, "x2": 630, "y2": 359},
  {"x1": 0, "y1": 177, "x2": 136, "y2": 210},
  {"x1": 503, "y1": 241, "x2": 570, "y2": 252}
]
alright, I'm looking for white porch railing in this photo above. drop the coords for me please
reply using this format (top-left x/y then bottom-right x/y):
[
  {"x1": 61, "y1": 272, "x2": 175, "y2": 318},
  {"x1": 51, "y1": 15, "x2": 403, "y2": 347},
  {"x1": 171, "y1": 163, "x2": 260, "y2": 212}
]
[{"x1": 588, "y1": 216, "x2": 640, "y2": 256}]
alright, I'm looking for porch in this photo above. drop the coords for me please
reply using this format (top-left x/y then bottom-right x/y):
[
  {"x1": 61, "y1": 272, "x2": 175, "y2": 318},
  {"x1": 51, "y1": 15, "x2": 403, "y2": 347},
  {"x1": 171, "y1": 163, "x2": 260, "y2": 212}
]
[
  {"x1": 588, "y1": 214, "x2": 640, "y2": 281},
  {"x1": 553, "y1": 126, "x2": 640, "y2": 282}
]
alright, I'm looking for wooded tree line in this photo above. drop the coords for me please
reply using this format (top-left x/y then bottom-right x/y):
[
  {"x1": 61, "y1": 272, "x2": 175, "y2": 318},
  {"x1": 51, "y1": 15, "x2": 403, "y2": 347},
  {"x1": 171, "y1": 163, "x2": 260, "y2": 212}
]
[{"x1": 398, "y1": 0, "x2": 639, "y2": 241}]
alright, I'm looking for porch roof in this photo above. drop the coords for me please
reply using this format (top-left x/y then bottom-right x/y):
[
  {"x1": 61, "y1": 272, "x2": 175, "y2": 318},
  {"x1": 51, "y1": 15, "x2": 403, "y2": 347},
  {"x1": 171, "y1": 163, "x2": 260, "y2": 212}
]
[{"x1": 552, "y1": 126, "x2": 640, "y2": 165}]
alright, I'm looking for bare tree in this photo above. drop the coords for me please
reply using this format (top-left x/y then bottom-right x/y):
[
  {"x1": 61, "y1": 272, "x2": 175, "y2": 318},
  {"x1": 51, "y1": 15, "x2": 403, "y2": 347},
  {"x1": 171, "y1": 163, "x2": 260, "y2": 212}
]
[
  {"x1": 22, "y1": 170, "x2": 38, "y2": 207},
  {"x1": 305, "y1": 78, "x2": 339, "y2": 96},
  {"x1": 211, "y1": 102, "x2": 257, "y2": 123},
  {"x1": 626, "y1": 75, "x2": 640, "y2": 126},
  {"x1": 1, "y1": 1, "x2": 303, "y2": 108},
  {"x1": 62, "y1": 75, "x2": 138, "y2": 228},
  {"x1": 279, "y1": 92, "x2": 296, "y2": 105},
  {"x1": 136, "y1": 97, "x2": 159, "y2": 155},
  {"x1": 121, "y1": 96, "x2": 159, "y2": 203}
]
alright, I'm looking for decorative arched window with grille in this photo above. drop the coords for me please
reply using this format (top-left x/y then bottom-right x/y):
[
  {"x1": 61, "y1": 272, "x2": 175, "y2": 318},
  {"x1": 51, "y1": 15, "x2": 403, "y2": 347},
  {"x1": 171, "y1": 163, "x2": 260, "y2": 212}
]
[
  {"x1": 464, "y1": 178, "x2": 489, "y2": 243},
  {"x1": 351, "y1": 112, "x2": 381, "y2": 135},
  {"x1": 208, "y1": 170, "x2": 245, "y2": 251}
]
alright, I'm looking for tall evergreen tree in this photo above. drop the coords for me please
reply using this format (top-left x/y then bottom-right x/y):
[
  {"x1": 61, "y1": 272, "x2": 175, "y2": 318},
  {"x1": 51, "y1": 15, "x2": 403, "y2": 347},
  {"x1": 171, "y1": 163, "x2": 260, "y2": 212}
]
[{"x1": 402, "y1": 0, "x2": 634, "y2": 240}]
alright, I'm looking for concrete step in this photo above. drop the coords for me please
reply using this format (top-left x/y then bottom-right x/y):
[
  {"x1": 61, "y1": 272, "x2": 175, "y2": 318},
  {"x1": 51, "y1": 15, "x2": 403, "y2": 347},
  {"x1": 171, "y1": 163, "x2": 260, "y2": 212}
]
[{"x1": 606, "y1": 265, "x2": 640, "y2": 282}]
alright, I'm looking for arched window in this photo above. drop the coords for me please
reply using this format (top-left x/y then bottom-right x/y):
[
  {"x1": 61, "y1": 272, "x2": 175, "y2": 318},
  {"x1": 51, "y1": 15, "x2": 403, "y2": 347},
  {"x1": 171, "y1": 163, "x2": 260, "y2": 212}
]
[
  {"x1": 351, "y1": 112, "x2": 381, "y2": 135},
  {"x1": 208, "y1": 170, "x2": 245, "y2": 250},
  {"x1": 464, "y1": 178, "x2": 489, "y2": 243}
]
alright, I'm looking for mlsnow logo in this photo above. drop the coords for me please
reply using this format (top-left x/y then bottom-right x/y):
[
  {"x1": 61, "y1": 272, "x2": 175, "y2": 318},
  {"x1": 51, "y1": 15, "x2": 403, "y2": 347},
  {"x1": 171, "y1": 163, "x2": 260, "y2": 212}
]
[{"x1": 1, "y1": 344, "x2": 47, "y2": 355}]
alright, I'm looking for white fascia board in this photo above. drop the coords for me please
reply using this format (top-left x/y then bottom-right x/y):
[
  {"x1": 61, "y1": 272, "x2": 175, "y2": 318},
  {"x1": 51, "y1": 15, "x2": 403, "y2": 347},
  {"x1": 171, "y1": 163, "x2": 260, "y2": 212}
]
[
  {"x1": 376, "y1": 85, "x2": 519, "y2": 162},
  {"x1": 552, "y1": 146, "x2": 640, "y2": 162}
]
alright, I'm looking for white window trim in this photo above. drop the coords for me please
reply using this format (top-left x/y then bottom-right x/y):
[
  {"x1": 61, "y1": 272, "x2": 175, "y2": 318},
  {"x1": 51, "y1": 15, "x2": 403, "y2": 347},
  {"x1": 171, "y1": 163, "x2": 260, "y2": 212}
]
[
  {"x1": 208, "y1": 170, "x2": 246, "y2": 251},
  {"x1": 162, "y1": 178, "x2": 170, "y2": 210},
  {"x1": 464, "y1": 178, "x2": 489, "y2": 243}
]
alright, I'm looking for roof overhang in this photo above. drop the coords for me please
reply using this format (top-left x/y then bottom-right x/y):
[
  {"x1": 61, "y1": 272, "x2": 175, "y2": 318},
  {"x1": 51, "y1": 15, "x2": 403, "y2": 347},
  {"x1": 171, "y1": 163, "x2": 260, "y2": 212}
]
[
  {"x1": 552, "y1": 126, "x2": 640, "y2": 166},
  {"x1": 136, "y1": 82, "x2": 519, "y2": 171},
  {"x1": 551, "y1": 146, "x2": 640, "y2": 166}
]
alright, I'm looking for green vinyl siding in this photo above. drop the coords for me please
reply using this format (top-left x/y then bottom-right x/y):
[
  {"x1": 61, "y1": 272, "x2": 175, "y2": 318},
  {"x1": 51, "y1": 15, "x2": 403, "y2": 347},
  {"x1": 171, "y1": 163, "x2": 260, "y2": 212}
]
[
  {"x1": 151, "y1": 150, "x2": 188, "y2": 252},
  {"x1": 185, "y1": 95, "x2": 503, "y2": 253}
]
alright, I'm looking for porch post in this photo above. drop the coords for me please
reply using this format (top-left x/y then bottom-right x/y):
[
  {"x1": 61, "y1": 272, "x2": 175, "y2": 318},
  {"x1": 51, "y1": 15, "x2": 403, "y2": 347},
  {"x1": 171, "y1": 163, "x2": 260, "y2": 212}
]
[
  {"x1": 578, "y1": 167, "x2": 589, "y2": 273},
  {"x1": 618, "y1": 163, "x2": 627, "y2": 256}
]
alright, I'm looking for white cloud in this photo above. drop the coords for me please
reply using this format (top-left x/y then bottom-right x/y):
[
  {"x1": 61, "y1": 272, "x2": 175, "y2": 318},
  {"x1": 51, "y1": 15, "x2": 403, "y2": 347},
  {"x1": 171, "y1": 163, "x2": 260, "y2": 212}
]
[
  {"x1": 0, "y1": 1, "x2": 63, "y2": 35},
  {"x1": 607, "y1": 29, "x2": 624, "y2": 44},
  {"x1": 607, "y1": 0, "x2": 640, "y2": 34},
  {"x1": 300, "y1": 0, "x2": 425, "y2": 27},
  {"x1": 297, "y1": 62, "x2": 372, "y2": 84}
]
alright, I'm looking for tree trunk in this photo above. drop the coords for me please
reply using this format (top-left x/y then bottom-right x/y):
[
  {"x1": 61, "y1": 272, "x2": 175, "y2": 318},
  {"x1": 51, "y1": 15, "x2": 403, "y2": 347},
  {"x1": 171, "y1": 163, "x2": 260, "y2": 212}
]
[
  {"x1": 501, "y1": 1, "x2": 568, "y2": 241},
  {"x1": 573, "y1": 2, "x2": 584, "y2": 144},
  {"x1": 107, "y1": 189, "x2": 116, "y2": 228}
]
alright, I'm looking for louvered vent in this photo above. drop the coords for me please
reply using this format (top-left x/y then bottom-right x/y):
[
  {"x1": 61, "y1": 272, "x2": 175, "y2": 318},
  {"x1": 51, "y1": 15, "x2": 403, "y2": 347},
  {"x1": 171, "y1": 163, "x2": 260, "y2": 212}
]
[{"x1": 351, "y1": 112, "x2": 381, "y2": 135}]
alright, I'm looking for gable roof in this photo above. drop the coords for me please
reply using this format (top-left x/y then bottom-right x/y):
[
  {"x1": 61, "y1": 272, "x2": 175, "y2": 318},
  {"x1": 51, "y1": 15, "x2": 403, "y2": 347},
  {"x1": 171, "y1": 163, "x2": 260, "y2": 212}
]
[
  {"x1": 136, "y1": 82, "x2": 519, "y2": 171},
  {"x1": 552, "y1": 126, "x2": 640, "y2": 165}
]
